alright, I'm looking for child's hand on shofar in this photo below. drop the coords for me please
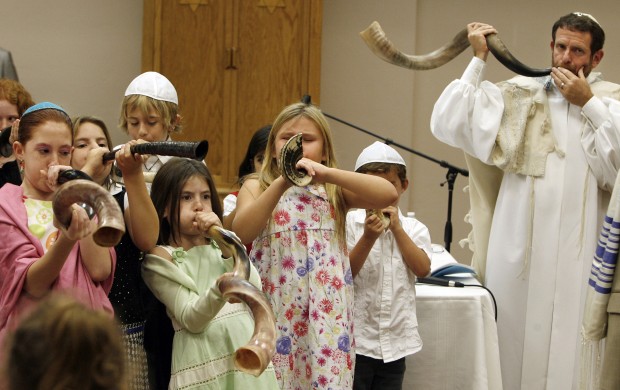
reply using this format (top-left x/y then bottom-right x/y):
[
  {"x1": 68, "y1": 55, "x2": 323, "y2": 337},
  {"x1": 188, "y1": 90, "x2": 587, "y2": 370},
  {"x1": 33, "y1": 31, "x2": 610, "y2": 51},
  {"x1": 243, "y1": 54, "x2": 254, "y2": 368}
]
[
  {"x1": 44, "y1": 164, "x2": 73, "y2": 191},
  {"x1": 54, "y1": 204, "x2": 96, "y2": 241},
  {"x1": 215, "y1": 272, "x2": 243, "y2": 304},
  {"x1": 384, "y1": 206, "x2": 402, "y2": 232},
  {"x1": 81, "y1": 147, "x2": 113, "y2": 183},
  {"x1": 295, "y1": 157, "x2": 327, "y2": 183},
  {"x1": 364, "y1": 211, "x2": 386, "y2": 240},
  {"x1": 116, "y1": 140, "x2": 147, "y2": 177},
  {"x1": 193, "y1": 211, "x2": 222, "y2": 234},
  {"x1": 194, "y1": 212, "x2": 234, "y2": 258}
]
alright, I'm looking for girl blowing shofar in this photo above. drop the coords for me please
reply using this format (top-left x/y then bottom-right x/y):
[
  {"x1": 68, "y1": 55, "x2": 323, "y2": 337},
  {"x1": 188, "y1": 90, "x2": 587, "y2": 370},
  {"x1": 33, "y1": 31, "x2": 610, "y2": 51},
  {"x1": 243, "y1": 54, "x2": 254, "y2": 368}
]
[
  {"x1": 232, "y1": 102, "x2": 398, "y2": 389},
  {"x1": 141, "y1": 157, "x2": 278, "y2": 389}
]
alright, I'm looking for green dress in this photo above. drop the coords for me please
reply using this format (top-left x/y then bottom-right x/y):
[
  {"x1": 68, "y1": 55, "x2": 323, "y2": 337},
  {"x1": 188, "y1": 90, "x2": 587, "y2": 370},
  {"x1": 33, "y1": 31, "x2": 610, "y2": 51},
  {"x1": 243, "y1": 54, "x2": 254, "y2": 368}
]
[{"x1": 142, "y1": 242, "x2": 278, "y2": 390}]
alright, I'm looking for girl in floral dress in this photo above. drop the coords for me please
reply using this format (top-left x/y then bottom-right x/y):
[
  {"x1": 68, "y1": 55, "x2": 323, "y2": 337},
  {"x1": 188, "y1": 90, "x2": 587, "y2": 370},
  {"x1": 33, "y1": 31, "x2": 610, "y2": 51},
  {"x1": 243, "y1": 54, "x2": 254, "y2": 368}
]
[{"x1": 232, "y1": 102, "x2": 398, "y2": 389}]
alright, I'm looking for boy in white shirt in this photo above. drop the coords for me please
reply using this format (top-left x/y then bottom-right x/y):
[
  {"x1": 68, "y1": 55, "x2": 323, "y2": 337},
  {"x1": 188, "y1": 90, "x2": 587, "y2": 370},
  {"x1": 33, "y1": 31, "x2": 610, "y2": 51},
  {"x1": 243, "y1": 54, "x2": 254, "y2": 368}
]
[{"x1": 346, "y1": 141, "x2": 432, "y2": 390}]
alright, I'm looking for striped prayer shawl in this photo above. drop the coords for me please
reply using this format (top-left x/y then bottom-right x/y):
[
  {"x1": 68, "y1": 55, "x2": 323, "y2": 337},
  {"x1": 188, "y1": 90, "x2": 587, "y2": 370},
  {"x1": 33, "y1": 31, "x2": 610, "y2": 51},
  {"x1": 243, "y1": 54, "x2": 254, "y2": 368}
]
[{"x1": 580, "y1": 171, "x2": 620, "y2": 389}]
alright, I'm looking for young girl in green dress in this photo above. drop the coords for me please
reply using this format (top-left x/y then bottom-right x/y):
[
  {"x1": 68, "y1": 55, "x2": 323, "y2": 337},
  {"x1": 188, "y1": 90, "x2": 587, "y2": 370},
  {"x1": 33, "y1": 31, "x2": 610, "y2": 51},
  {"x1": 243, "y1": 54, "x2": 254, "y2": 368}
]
[{"x1": 141, "y1": 157, "x2": 278, "y2": 389}]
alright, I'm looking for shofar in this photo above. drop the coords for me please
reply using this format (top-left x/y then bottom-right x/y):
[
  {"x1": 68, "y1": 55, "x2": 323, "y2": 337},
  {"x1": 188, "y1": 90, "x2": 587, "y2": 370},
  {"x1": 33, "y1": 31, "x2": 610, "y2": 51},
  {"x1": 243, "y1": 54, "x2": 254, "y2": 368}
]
[
  {"x1": 360, "y1": 21, "x2": 551, "y2": 77},
  {"x1": 209, "y1": 225, "x2": 276, "y2": 377},
  {"x1": 101, "y1": 140, "x2": 209, "y2": 163},
  {"x1": 366, "y1": 208, "x2": 390, "y2": 230},
  {"x1": 52, "y1": 179, "x2": 125, "y2": 247},
  {"x1": 280, "y1": 133, "x2": 312, "y2": 186}
]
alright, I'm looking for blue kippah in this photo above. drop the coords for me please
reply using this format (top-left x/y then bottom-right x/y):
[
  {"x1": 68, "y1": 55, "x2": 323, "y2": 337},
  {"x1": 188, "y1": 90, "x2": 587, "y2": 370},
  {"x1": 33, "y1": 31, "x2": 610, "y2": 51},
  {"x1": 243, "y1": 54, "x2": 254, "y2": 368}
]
[{"x1": 22, "y1": 102, "x2": 67, "y2": 117}]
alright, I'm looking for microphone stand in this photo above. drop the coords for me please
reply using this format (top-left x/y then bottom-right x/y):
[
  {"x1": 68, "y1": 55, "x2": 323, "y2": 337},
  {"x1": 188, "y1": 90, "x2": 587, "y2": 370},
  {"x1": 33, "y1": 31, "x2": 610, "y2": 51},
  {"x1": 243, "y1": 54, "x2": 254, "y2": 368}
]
[{"x1": 301, "y1": 95, "x2": 468, "y2": 252}]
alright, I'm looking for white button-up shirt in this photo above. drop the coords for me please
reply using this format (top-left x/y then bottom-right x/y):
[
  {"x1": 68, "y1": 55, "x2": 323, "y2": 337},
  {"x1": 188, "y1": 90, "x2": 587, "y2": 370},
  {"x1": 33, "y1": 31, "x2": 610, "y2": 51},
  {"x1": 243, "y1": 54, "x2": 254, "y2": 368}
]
[{"x1": 346, "y1": 208, "x2": 432, "y2": 362}]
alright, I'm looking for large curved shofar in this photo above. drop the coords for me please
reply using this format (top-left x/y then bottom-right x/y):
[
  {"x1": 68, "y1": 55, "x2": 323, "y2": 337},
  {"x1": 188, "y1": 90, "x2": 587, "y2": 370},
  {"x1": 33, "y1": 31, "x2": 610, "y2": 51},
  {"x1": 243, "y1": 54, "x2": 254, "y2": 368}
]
[
  {"x1": 360, "y1": 21, "x2": 551, "y2": 77},
  {"x1": 53, "y1": 179, "x2": 126, "y2": 247},
  {"x1": 208, "y1": 226, "x2": 276, "y2": 377}
]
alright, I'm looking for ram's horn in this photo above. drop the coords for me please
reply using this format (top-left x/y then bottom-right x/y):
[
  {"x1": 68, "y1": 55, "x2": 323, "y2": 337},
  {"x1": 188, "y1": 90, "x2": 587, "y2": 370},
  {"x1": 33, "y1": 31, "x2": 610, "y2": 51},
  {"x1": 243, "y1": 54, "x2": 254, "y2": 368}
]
[
  {"x1": 208, "y1": 226, "x2": 276, "y2": 377},
  {"x1": 102, "y1": 140, "x2": 209, "y2": 163},
  {"x1": 280, "y1": 133, "x2": 312, "y2": 186},
  {"x1": 485, "y1": 34, "x2": 551, "y2": 77},
  {"x1": 56, "y1": 169, "x2": 93, "y2": 184},
  {"x1": 360, "y1": 21, "x2": 551, "y2": 77},
  {"x1": 53, "y1": 179, "x2": 125, "y2": 247},
  {"x1": 366, "y1": 209, "x2": 390, "y2": 230}
]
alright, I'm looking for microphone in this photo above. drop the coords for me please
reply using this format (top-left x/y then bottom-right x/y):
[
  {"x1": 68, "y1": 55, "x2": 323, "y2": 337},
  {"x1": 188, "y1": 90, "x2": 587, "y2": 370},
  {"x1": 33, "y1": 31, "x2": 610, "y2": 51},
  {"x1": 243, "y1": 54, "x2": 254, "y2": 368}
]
[
  {"x1": 417, "y1": 276, "x2": 465, "y2": 288},
  {"x1": 301, "y1": 95, "x2": 312, "y2": 104}
]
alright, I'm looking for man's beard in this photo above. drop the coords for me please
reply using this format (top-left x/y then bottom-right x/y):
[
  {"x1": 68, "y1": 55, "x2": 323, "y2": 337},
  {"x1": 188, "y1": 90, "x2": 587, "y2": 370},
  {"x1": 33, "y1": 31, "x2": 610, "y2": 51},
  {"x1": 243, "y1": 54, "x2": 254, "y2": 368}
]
[{"x1": 552, "y1": 58, "x2": 593, "y2": 77}]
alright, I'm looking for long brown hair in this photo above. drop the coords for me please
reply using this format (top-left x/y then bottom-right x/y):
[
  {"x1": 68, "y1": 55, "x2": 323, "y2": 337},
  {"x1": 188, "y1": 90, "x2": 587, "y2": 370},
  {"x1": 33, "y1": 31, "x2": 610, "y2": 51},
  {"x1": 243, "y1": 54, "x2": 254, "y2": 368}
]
[{"x1": 150, "y1": 158, "x2": 222, "y2": 245}]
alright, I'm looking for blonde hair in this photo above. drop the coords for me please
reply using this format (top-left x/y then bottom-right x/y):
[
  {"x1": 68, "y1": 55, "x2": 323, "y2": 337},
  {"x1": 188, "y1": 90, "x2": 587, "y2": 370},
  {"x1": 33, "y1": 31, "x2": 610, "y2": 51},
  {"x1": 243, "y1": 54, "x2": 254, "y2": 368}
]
[
  {"x1": 260, "y1": 102, "x2": 347, "y2": 242},
  {"x1": 4, "y1": 294, "x2": 127, "y2": 390},
  {"x1": 118, "y1": 94, "x2": 182, "y2": 135}
]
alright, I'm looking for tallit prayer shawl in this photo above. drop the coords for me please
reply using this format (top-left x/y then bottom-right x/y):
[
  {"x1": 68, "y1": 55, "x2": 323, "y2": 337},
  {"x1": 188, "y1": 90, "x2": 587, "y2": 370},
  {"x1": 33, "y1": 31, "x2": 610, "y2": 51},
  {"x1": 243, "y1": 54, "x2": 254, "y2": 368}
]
[{"x1": 581, "y1": 170, "x2": 620, "y2": 389}]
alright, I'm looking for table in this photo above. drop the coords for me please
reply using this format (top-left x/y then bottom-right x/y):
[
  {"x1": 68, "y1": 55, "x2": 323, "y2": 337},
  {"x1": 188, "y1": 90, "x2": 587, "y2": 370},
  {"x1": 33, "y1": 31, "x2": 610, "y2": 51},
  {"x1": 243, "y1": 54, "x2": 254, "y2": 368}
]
[{"x1": 403, "y1": 279, "x2": 503, "y2": 389}]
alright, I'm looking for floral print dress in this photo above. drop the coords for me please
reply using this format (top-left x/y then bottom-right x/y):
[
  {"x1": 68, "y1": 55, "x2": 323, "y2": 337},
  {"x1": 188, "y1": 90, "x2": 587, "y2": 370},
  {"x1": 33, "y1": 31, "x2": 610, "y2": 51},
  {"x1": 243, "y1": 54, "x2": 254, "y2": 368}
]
[{"x1": 250, "y1": 184, "x2": 355, "y2": 390}]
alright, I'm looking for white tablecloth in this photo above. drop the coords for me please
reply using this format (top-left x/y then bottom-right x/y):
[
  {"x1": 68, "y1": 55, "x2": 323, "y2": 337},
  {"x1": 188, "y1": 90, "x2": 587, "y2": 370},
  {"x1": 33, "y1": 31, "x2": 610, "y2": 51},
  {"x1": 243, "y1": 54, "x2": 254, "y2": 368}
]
[{"x1": 404, "y1": 280, "x2": 503, "y2": 389}]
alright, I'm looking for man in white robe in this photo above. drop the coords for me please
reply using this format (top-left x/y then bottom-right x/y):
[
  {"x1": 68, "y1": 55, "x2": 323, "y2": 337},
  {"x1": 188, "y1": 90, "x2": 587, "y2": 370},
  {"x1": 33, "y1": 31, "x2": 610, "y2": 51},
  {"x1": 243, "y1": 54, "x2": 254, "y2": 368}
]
[{"x1": 430, "y1": 12, "x2": 620, "y2": 390}]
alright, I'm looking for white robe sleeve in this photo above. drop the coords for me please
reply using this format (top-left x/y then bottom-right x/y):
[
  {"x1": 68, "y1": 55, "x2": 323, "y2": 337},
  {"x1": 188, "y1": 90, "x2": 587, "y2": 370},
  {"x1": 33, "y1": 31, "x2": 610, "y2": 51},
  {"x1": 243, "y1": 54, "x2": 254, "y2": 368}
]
[
  {"x1": 430, "y1": 57, "x2": 505, "y2": 163},
  {"x1": 581, "y1": 96, "x2": 620, "y2": 191}
]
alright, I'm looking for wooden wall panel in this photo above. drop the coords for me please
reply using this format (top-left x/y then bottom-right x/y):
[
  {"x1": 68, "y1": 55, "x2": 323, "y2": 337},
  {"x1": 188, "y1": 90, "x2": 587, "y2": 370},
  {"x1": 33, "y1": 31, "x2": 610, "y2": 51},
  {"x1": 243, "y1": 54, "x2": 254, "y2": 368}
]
[{"x1": 142, "y1": 0, "x2": 322, "y2": 191}]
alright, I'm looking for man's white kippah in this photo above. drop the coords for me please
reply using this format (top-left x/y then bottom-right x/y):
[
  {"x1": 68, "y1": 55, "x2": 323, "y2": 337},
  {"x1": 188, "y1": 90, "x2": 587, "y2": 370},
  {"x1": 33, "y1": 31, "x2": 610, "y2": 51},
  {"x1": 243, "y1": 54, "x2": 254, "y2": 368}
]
[
  {"x1": 354, "y1": 141, "x2": 406, "y2": 171},
  {"x1": 124, "y1": 71, "x2": 178, "y2": 105},
  {"x1": 573, "y1": 12, "x2": 600, "y2": 26}
]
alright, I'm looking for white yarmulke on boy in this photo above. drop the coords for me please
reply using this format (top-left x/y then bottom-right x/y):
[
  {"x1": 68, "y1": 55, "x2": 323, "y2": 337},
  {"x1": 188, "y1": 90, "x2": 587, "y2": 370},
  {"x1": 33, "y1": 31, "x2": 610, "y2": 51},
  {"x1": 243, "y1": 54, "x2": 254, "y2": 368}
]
[
  {"x1": 354, "y1": 141, "x2": 406, "y2": 171},
  {"x1": 124, "y1": 71, "x2": 178, "y2": 104}
]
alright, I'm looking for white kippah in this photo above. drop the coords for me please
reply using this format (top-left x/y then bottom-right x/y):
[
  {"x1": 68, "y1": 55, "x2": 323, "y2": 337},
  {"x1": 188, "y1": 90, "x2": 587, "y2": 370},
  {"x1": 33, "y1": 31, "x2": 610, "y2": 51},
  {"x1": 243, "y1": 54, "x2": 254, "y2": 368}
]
[
  {"x1": 354, "y1": 141, "x2": 406, "y2": 171},
  {"x1": 124, "y1": 71, "x2": 178, "y2": 105},
  {"x1": 572, "y1": 12, "x2": 601, "y2": 26}
]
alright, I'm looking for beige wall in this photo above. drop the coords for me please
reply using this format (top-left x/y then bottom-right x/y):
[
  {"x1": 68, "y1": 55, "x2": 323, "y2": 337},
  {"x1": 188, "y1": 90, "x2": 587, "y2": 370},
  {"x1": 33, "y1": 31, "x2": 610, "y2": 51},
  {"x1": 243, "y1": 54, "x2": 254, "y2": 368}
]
[
  {"x1": 0, "y1": 1, "x2": 142, "y2": 146},
  {"x1": 2, "y1": 1, "x2": 620, "y2": 264}
]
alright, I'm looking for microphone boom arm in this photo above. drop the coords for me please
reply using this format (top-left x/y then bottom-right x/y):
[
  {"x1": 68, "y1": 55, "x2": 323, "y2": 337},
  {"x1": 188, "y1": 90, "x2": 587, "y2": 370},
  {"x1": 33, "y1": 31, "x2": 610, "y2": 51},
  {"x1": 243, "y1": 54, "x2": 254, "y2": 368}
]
[{"x1": 301, "y1": 95, "x2": 467, "y2": 252}]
